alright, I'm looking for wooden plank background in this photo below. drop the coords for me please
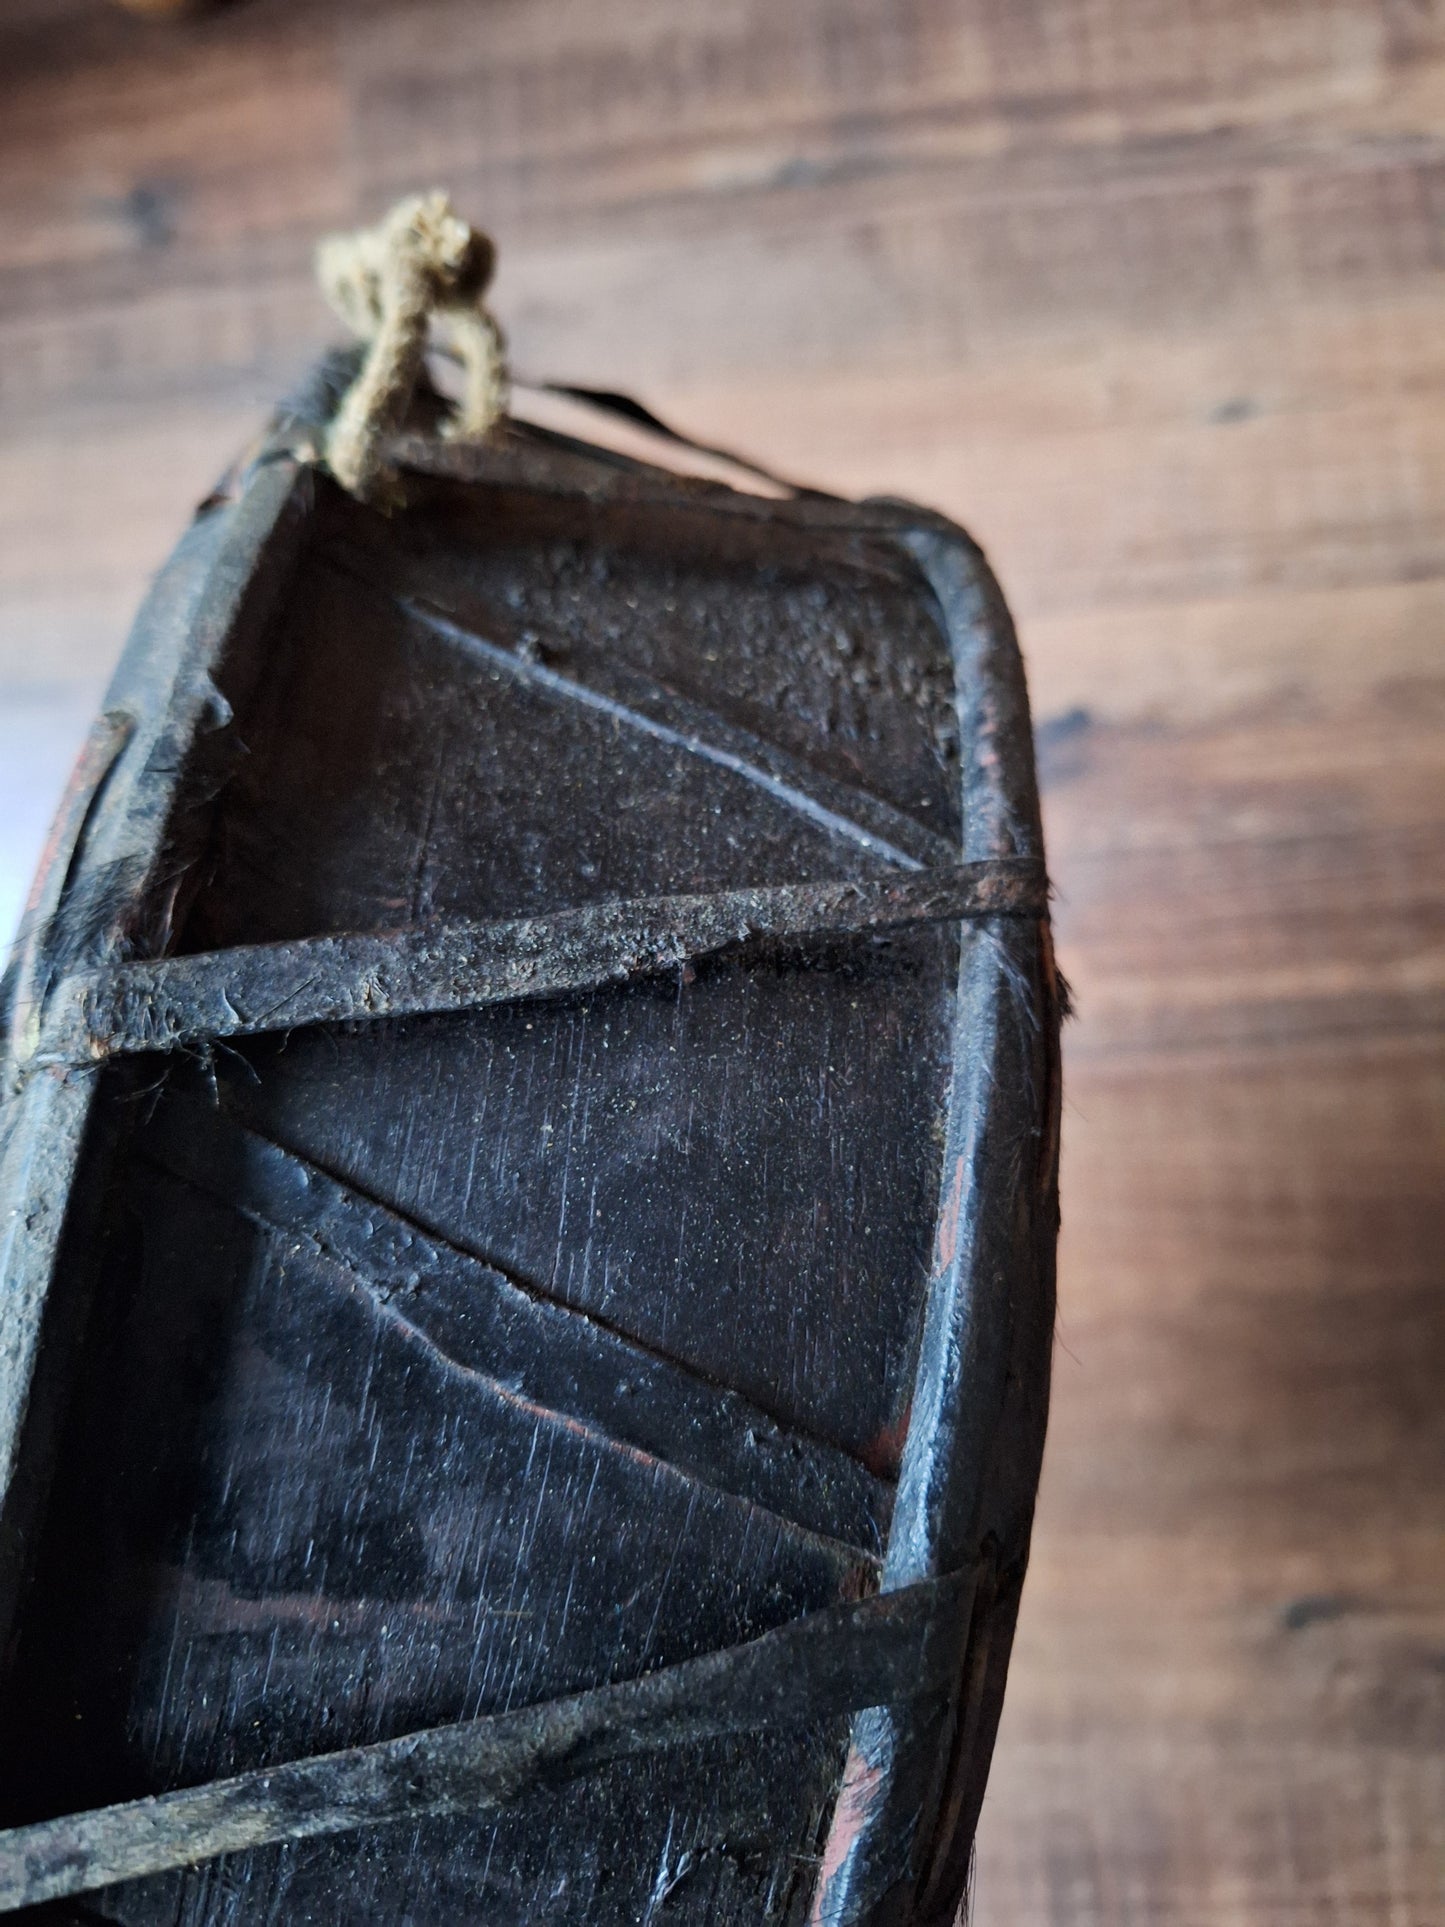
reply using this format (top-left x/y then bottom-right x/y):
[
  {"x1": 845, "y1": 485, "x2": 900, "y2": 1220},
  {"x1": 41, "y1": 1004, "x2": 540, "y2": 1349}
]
[{"x1": 2, "y1": 0, "x2": 1442, "y2": 1919}]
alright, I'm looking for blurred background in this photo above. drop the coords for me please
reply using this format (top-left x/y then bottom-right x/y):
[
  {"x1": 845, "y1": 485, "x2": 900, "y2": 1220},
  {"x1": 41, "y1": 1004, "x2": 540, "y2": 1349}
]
[{"x1": 2, "y1": 1, "x2": 1442, "y2": 1919}]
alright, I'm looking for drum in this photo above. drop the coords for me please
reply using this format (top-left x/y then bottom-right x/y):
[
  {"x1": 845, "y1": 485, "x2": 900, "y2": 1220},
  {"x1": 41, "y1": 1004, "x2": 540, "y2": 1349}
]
[{"x1": 0, "y1": 334, "x2": 1059, "y2": 1923}]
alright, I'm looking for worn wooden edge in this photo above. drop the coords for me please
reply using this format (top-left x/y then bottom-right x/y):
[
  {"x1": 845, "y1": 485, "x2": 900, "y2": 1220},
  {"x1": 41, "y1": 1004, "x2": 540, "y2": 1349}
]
[
  {"x1": 2, "y1": 711, "x2": 135, "y2": 1071},
  {"x1": 0, "y1": 459, "x2": 318, "y2": 1665},
  {"x1": 809, "y1": 523, "x2": 1059, "y2": 1925},
  {"x1": 0, "y1": 1568, "x2": 976, "y2": 1914},
  {"x1": 223, "y1": 359, "x2": 972, "y2": 557}
]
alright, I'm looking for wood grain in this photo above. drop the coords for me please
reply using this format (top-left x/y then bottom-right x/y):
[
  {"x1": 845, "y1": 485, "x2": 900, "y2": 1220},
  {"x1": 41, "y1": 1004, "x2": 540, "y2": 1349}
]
[{"x1": 1, "y1": 0, "x2": 1442, "y2": 1920}]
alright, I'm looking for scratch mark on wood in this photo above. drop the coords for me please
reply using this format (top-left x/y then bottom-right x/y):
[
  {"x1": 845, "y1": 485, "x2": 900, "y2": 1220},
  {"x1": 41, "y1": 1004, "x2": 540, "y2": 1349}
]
[
  {"x1": 140, "y1": 1095, "x2": 894, "y2": 1552},
  {"x1": 0, "y1": 1569, "x2": 973, "y2": 1914},
  {"x1": 391, "y1": 584, "x2": 958, "y2": 871}
]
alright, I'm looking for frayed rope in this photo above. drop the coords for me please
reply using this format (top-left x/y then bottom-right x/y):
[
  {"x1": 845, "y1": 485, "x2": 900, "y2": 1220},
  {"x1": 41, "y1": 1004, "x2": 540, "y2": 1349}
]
[{"x1": 315, "y1": 192, "x2": 507, "y2": 505}]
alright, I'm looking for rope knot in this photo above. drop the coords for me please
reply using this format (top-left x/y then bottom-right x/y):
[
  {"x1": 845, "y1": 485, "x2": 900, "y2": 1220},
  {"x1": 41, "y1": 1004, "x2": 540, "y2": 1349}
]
[{"x1": 316, "y1": 192, "x2": 508, "y2": 505}]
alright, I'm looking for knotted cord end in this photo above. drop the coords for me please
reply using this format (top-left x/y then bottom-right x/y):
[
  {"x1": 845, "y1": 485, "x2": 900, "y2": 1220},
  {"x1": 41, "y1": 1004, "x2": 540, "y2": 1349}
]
[{"x1": 315, "y1": 192, "x2": 509, "y2": 506}]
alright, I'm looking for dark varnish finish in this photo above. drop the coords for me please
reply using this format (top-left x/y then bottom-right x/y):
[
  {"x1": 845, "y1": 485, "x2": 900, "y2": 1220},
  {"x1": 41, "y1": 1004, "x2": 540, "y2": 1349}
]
[{"x1": 0, "y1": 372, "x2": 1058, "y2": 1924}]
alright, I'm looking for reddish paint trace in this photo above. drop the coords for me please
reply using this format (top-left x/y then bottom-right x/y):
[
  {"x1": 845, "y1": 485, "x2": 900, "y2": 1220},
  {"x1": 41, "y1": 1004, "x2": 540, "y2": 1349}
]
[
  {"x1": 860, "y1": 1403, "x2": 912, "y2": 1482},
  {"x1": 934, "y1": 1153, "x2": 966, "y2": 1276},
  {"x1": 810, "y1": 1744, "x2": 885, "y2": 1924}
]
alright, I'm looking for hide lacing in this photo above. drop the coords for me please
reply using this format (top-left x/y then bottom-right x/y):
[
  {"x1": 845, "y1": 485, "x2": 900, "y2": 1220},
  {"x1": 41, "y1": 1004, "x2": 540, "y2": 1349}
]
[{"x1": 316, "y1": 192, "x2": 507, "y2": 505}]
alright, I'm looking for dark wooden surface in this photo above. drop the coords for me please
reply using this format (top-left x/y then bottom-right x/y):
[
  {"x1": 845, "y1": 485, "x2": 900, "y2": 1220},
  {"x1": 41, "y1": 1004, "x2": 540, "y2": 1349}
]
[
  {"x1": 1, "y1": 2, "x2": 1442, "y2": 1921},
  {"x1": 0, "y1": 416, "x2": 1056, "y2": 1921}
]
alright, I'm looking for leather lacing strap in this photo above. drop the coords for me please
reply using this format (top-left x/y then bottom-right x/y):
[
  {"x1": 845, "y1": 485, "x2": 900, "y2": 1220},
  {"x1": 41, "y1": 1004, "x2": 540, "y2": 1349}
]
[
  {"x1": 0, "y1": 1568, "x2": 976, "y2": 1913},
  {"x1": 31, "y1": 863, "x2": 1047, "y2": 1070}
]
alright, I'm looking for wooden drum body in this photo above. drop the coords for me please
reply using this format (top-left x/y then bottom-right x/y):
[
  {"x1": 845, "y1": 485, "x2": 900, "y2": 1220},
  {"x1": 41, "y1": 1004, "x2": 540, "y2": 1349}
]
[{"x1": 0, "y1": 368, "x2": 1059, "y2": 1924}]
